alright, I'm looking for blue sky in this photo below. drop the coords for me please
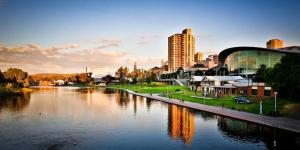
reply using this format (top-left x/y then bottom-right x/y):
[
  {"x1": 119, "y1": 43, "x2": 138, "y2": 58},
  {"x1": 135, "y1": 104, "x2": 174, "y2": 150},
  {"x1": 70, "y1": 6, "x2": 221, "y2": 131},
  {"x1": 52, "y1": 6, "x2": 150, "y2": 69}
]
[{"x1": 0, "y1": 0, "x2": 300, "y2": 74}]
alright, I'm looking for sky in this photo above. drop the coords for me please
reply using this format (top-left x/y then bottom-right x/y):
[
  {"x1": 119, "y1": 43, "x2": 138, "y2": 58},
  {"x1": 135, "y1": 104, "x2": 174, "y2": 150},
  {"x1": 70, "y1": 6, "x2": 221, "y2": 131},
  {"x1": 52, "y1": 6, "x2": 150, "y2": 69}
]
[{"x1": 0, "y1": 0, "x2": 300, "y2": 75}]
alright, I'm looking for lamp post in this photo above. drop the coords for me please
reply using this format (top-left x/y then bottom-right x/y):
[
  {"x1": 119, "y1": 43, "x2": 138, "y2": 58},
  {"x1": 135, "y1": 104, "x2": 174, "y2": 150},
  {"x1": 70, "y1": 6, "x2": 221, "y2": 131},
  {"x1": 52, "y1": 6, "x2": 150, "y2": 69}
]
[{"x1": 274, "y1": 92, "x2": 278, "y2": 112}]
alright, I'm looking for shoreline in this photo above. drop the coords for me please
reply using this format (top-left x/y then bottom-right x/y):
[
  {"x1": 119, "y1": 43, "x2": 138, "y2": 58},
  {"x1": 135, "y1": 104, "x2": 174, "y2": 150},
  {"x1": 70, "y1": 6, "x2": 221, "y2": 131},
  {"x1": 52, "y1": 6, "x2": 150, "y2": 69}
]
[{"x1": 113, "y1": 87, "x2": 300, "y2": 134}]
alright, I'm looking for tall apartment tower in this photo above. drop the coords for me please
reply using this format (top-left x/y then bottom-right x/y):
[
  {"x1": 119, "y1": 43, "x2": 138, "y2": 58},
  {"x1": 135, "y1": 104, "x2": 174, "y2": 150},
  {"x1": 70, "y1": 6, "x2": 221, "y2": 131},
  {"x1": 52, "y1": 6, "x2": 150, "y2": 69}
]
[
  {"x1": 194, "y1": 52, "x2": 203, "y2": 64},
  {"x1": 168, "y1": 28, "x2": 195, "y2": 72},
  {"x1": 267, "y1": 39, "x2": 283, "y2": 49}
]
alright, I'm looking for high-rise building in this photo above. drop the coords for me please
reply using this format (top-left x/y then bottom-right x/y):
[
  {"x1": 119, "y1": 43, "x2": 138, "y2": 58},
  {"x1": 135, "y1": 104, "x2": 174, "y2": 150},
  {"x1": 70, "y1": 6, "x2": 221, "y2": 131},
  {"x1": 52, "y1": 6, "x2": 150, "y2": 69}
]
[
  {"x1": 168, "y1": 28, "x2": 195, "y2": 72},
  {"x1": 208, "y1": 54, "x2": 218, "y2": 65},
  {"x1": 267, "y1": 39, "x2": 283, "y2": 49},
  {"x1": 194, "y1": 52, "x2": 203, "y2": 64}
]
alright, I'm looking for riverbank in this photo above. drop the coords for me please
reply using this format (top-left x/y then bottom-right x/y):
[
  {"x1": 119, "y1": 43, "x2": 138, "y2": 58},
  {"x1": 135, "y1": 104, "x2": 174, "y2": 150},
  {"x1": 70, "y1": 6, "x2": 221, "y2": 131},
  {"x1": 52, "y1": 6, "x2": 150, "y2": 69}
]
[
  {"x1": 109, "y1": 84, "x2": 300, "y2": 119},
  {"x1": 116, "y1": 88, "x2": 300, "y2": 133},
  {"x1": 0, "y1": 87, "x2": 34, "y2": 97}
]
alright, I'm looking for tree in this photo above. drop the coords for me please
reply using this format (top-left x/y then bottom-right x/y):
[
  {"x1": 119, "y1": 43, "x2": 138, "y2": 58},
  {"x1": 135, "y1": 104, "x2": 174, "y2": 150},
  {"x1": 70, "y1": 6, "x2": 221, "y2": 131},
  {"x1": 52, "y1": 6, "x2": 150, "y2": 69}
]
[
  {"x1": 195, "y1": 70, "x2": 204, "y2": 76},
  {"x1": 115, "y1": 66, "x2": 129, "y2": 81},
  {"x1": 0, "y1": 70, "x2": 5, "y2": 84},
  {"x1": 216, "y1": 67, "x2": 229, "y2": 76},
  {"x1": 78, "y1": 73, "x2": 88, "y2": 83},
  {"x1": 3, "y1": 68, "x2": 29, "y2": 87},
  {"x1": 176, "y1": 67, "x2": 184, "y2": 79},
  {"x1": 254, "y1": 64, "x2": 267, "y2": 82},
  {"x1": 102, "y1": 74, "x2": 113, "y2": 84},
  {"x1": 146, "y1": 71, "x2": 156, "y2": 84},
  {"x1": 265, "y1": 54, "x2": 300, "y2": 98},
  {"x1": 205, "y1": 69, "x2": 216, "y2": 76}
]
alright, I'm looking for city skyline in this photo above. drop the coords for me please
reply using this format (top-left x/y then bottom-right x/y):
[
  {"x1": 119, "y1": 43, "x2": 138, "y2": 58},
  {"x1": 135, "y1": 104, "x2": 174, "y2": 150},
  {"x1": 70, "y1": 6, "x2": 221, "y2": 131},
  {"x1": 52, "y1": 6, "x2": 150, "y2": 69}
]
[{"x1": 1, "y1": 0, "x2": 300, "y2": 75}]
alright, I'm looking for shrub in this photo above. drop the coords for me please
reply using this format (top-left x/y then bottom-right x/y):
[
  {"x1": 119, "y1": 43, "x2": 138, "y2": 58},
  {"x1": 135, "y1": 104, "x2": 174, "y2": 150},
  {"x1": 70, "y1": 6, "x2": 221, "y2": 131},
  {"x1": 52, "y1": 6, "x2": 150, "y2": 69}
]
[{"x1": 149, "y1": 82, "x2": 167, "y2": 87}]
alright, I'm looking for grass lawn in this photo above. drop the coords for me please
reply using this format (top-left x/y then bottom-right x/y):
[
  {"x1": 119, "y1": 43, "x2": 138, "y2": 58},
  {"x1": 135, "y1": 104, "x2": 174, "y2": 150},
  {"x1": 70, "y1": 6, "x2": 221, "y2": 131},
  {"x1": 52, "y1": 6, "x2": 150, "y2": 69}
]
[
  {"x1": 109, "y1": 83, "x2": 300, "y2": 118},
  {"x1": 109, "y1": 84, "x2": 189, "y2": 93},
  {"x1": 165, "y1": 90, "x2": 300, "y2": 117}
]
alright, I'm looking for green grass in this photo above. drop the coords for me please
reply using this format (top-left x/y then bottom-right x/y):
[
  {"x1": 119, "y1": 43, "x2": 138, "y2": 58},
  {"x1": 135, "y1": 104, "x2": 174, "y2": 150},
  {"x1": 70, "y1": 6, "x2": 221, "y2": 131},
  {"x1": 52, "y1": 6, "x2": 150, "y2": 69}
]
[
  {"x1": 166, "y1": 90, "x2": 300, "y2": 117},
  {"x1": 109, "y1": 83, "x2": 300, "y2": 119},
  {"x1": 109, "y1": 84, "x2": 189, "y2": 93}
]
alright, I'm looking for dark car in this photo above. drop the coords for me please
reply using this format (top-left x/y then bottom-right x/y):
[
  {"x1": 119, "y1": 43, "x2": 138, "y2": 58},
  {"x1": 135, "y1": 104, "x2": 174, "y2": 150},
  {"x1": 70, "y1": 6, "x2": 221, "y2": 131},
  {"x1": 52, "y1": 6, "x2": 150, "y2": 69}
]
[{"x1": 235, "y1": 97, "x2": 251, "y2": 104}]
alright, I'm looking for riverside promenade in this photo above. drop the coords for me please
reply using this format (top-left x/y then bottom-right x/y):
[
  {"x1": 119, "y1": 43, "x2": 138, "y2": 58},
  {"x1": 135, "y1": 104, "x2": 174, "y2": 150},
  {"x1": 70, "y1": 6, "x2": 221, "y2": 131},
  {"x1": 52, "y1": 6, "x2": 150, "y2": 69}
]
[{"x1": 123, "y1": 89, "x2": 300, "y2": 134}]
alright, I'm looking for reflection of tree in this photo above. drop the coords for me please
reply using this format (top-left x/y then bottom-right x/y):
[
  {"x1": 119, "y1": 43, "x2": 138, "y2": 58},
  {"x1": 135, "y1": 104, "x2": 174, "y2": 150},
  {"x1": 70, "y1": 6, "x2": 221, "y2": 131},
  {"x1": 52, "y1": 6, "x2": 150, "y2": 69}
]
[
  {"x1": 103, "y1": 88, "x2": 115, "y2": 94},
  {"x1": 0, "y1": 92, "x2": 31, "y2": 111},
  {"x1": 197, "y1": 111, "x2": 216, "y2": 121},
  {"x1": 146, "y1": 98, "x2": 152, "y2": 111},
  {"x1": 168, "y1": 105, "x2": 195, "y2": 144},
  {"x1": 218, "y1": 116, "x2": 261, "y2": 142},
  {"x1": 217, "y1": 116, "x2": 300, "y2": 149},
  {"x1": 133, "y1": 94, "x2": 137, "y2": 115},
  {"x1": 115, "y1": 90, "x2": 130, "y2": 108}
]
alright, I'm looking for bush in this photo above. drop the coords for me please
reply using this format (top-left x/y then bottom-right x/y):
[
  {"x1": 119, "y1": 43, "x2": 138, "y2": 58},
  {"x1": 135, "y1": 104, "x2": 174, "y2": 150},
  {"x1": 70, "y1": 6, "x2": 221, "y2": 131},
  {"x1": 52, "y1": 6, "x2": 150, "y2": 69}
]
[{"x1": 148, "y1": 82, "x2": 167, "y2": 87}]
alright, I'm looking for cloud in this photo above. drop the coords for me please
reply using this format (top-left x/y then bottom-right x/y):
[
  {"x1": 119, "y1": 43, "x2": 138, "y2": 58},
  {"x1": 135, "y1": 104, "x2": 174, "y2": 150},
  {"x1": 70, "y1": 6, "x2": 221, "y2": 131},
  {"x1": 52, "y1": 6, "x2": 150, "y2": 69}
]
[
  {"x1": 0, "y1": 43, "x2": 127, "y2": 74},
  {"x1": 137, "y1": 36, "x2": 149, "y2": 45},
  {"x1": 95, "y1": 38, "x2": 122, "y2": 49},
  {"x1": 195, "y1": 34, "x2": 212, "y2": 40}
]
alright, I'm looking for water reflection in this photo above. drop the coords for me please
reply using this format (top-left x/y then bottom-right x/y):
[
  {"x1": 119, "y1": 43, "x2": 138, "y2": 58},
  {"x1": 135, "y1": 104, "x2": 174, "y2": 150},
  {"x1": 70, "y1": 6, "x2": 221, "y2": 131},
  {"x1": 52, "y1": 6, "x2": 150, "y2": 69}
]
[
  {"x1": 115, "y1": 90, "x2": 130, "y2": 108},
  {"x1": 0, "y1": 92, "x2": 31, "y2": 111},
  {"x1": 168, "y1": 104, "x2": 195, "y2": 144},
  {"x1": 217, "y1": 116, "x2": 300, "y2": 149},
  {"x1": 0, "y1": 87, "x2": 299, "y2": 150}
]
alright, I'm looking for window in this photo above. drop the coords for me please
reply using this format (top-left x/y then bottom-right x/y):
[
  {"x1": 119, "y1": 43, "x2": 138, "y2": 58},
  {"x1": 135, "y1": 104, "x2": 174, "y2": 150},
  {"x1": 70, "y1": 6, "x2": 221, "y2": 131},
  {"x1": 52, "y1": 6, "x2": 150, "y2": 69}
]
[
  {"x1": 252, "y1": 89, "x2": 257, "y2": 95},
  {"x1": 264, "y1": 90, "x2": 271, "y2": 96}
]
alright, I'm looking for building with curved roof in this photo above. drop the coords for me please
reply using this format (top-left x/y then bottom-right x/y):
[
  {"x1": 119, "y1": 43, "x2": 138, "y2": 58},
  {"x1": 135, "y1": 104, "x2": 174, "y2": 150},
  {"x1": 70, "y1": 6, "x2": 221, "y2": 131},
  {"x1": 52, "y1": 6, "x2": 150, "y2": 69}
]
[{"x1": 218, "y1": 46, "x2": 300, "y2": 75}]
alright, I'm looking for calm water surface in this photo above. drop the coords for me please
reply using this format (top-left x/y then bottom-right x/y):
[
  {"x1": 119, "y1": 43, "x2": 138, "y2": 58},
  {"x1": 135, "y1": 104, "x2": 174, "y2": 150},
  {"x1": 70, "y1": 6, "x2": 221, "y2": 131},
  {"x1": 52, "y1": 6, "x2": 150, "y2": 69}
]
[{"x1": 0, "y1": 87, "x2": 299, "y2": 150}]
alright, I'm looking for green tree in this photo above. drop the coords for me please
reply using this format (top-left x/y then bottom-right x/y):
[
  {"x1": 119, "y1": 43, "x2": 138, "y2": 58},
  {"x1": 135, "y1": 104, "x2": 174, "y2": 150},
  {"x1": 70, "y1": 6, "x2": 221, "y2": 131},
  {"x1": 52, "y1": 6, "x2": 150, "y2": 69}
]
[
  {"x1": 194, "y1": 70, "x2": 204, "y2": 76},
  {"x1": 102, "y1": 74, "x2": 114, "y2": 84},
  {"x1": 255, "y1": 64, "x2": 267, "y2": 82},
  {"x1": 265, "y1": 54, "x2": 300, "y2": 98}
]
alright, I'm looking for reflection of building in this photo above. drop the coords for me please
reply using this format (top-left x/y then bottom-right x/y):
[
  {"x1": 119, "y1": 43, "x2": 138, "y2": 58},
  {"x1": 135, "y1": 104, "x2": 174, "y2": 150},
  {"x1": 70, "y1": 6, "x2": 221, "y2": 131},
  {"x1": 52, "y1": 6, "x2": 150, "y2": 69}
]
[
  {"x1": 266, "y1": 39, "x2": 283, "y2": 49},
  {"x1": 168, "y1": 28, "x2": 195, "y2": 72},
  {"x1": 168, "y1": 105, "x2": 195, "y2": 144}
]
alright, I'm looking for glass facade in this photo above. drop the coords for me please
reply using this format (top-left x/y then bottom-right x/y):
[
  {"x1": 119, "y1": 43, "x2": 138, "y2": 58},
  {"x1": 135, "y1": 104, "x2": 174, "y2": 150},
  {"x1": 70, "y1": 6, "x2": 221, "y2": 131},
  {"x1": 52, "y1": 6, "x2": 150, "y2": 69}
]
[{"x1": 225, "y1": 50, "x2": 285, "y2": 74}]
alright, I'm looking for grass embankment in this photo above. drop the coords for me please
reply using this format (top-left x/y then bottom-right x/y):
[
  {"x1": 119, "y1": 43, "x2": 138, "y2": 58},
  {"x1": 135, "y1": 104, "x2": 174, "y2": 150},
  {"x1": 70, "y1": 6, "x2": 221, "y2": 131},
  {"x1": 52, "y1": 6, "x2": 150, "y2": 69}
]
[
  {"x1": 109, "y1": 82, "x2": 189, "y2": 93},
  {"x1": 166, "y1": 90, "x2": 300, "y2": 117},
  {"x1": 109, "y1": 83, "x2": 300, "y2": 118}
]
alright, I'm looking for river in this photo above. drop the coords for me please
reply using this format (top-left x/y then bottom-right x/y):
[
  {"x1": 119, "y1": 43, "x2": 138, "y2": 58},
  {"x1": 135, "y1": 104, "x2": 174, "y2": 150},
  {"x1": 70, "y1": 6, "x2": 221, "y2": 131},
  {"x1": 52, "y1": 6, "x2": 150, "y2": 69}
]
[{"x1": 0, "y1": 87, "x2": 299, "y2": 150}]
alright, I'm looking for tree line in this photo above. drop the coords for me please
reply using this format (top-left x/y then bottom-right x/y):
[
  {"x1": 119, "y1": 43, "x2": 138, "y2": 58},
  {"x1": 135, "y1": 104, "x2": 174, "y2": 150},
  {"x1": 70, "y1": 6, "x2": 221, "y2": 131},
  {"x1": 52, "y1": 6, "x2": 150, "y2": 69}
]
[
  {"x1": 254, "y1": 54, "x2": 300, "y2": 98},
  {"x1": 0, "y1": 68, "x2": 30, "y2": 89}
]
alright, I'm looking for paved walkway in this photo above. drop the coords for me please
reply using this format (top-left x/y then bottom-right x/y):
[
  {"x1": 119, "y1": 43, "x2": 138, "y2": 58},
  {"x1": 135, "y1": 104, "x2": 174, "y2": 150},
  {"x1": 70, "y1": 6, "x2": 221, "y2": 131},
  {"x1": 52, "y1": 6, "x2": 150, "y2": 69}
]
[{"x1": 124, "y1": 89, "x2": 300, "y2": 134}]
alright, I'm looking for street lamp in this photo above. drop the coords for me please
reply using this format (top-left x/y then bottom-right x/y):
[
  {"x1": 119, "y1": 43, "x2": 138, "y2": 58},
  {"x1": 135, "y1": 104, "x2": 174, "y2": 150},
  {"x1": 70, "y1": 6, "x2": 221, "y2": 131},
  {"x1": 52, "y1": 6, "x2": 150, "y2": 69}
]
[{"x1": 274, "y1": 92, "x2": 278, "y2": 112}]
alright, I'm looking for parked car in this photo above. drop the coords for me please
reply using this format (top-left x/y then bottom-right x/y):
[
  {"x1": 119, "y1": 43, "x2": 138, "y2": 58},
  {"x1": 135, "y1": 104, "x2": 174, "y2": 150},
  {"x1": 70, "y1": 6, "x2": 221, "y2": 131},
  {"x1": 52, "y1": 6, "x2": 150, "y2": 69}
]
[{"x1": 235, "y1": 97, "x2": 251, "y2": 104}]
